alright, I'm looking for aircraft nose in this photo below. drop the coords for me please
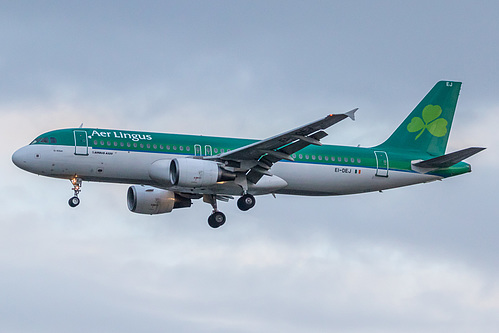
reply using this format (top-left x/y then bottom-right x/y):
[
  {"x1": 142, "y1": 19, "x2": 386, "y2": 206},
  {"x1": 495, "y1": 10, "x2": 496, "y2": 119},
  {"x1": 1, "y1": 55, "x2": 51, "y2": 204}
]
[{"x1": 12, "y1": 147, "x2": 28, "y2": 170}]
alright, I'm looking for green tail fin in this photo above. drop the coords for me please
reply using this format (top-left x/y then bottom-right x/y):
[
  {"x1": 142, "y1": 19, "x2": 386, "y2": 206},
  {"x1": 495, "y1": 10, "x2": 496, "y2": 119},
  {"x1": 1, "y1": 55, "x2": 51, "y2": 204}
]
[{"x1": 376, "y1": 81, "x2": 462, "y2": 156}]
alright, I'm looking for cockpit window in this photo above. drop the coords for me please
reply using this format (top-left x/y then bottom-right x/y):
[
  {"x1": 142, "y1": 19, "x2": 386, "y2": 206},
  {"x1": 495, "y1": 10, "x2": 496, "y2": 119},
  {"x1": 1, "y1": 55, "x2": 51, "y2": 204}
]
[{"x1": 30, "y1": 136, "x2": 56, "y2": 144}]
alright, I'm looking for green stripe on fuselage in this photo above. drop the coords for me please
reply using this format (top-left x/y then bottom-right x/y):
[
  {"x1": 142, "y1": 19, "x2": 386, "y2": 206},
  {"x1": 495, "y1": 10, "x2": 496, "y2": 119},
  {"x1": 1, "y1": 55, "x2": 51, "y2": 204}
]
[{"x1": 30, "y1": 128, "x2": 470, "y2": 177}]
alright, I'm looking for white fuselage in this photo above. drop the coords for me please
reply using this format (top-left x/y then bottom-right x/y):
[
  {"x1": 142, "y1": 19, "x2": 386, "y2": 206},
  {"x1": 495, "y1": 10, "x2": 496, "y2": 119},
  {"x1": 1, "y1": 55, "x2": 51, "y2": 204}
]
[{"x1": 12, "y1": 144, "x2": 440, "y2": 197}]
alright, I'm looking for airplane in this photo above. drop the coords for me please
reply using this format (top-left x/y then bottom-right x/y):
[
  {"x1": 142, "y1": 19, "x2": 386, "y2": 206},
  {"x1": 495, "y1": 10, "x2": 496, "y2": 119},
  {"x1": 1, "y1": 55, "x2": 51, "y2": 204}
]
[{"x1": 12, "y1": 81, "x2": 485, "y2": 228}]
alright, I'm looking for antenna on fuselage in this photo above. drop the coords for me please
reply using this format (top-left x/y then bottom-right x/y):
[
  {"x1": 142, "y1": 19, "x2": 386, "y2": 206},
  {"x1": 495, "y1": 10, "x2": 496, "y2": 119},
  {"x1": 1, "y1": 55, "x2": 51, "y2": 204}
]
[{"x1": 79, "y1": 123, "x2": 83, "y2": 128}]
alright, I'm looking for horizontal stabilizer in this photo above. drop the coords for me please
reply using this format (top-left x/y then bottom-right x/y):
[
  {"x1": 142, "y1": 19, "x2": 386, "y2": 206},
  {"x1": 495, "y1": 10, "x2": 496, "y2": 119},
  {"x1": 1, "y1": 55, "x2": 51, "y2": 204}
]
[{"x1": 414, "y1": 147, "x2": 486, "y2": 169}]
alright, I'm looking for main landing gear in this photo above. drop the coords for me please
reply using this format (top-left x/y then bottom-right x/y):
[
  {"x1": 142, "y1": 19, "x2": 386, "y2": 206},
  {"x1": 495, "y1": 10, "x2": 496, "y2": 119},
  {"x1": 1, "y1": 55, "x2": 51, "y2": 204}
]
[
  {"x1": 208, "y1": 211, "x2": 226, "y2": 229},
  {"x1": 68, "y1": 177, "x2": 82, "y2": 207},
  {"x1": 237, "y1": 193, "x2": 256, "y2": 211},
  {"x1": 204, "y1": 193, "x2": 256, "y2": 229},
  {"x1": 204, "y1": 194, "x2": 226, "y2": 228}
]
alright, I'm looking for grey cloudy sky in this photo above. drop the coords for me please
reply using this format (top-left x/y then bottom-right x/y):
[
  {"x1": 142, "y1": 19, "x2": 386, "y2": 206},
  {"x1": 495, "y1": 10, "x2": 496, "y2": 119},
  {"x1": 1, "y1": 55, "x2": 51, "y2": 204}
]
[{"x1": 1, "y1": 1, "x2": 498, "y2": 332}]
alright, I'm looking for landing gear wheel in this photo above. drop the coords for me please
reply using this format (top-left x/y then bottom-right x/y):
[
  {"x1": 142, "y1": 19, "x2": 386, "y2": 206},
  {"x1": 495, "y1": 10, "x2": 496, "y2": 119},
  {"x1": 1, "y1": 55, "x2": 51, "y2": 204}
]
[
  {"x1": 237, "y1": 194, "x2": 256, "y2": 211},
  {"x1": 68, "y1": 177, "x2": 82, "y2": 207},
  {"x1": 208, "y1": 211, "x2": 226, "y2": 228},
  {"x1": 68, "y1": 196, "x2": 80, "y2": 207}
]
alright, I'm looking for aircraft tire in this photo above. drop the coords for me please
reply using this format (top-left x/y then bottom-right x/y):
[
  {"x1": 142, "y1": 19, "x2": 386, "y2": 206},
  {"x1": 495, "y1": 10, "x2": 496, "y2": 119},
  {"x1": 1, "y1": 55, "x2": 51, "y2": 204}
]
[
  {"x1": 208, "y1": 212, "x2": 226, "y2": 228},
  {"x1": 68, "y1": 196, "x2": 80, "y2": 207},
  {"x1": 237, "y1": 194, "x2": 256, "y2": 211}
]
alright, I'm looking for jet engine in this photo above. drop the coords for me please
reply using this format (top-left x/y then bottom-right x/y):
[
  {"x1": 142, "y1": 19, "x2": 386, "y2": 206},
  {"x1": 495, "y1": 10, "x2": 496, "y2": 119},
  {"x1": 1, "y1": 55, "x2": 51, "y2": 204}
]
[
  {"x1": 169, "y1": 158, "x2": 236, "y2": 187},
  {"x1": 127, "y1": 186, "x2": 191, "y2": 214}
]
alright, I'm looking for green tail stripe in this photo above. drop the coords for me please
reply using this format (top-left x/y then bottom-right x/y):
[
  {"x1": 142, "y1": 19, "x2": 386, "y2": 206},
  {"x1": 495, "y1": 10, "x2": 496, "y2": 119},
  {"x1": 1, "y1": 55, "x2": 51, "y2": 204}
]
[{"x1": 376, "y1": 81, "x2": 461, "y2": 156}]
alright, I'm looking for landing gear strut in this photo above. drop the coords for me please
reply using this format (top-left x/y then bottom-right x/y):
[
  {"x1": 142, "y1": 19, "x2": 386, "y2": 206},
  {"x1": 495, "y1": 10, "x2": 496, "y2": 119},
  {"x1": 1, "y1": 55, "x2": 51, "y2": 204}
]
[
  {"x1": 204, "y1": 194, "x2": 226, "y2": 228},
  {"x1": 68, "y1": 177, "x2": 82, "y2": 207},
  {"x1": 237, "y1": 193, "x2": 256, "y2": 211}
]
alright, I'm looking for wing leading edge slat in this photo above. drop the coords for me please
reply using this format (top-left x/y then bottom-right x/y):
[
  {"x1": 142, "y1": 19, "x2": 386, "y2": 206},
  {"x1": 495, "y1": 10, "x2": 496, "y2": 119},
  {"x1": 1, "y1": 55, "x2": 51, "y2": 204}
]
[{"x1": 219, "y1": 109, "x2": 356, "y2": 161}]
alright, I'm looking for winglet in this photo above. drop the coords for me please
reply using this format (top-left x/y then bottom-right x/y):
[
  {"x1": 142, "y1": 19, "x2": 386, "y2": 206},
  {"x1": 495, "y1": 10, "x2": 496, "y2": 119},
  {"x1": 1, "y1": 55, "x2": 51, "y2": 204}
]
[{"x1": 344, "y1": 108, "x2": 358, "y2": 121}]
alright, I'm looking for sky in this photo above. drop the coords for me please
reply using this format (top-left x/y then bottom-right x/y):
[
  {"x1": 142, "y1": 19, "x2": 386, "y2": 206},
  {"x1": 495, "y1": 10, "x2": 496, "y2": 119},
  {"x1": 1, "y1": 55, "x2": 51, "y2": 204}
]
[{"x1": 1, "y1": 1, "x2": 498, "y2": 332}]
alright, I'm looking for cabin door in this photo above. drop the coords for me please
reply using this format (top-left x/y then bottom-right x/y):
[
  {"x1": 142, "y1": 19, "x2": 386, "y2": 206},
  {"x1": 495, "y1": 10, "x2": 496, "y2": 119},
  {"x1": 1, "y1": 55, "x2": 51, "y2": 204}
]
[
  {"x1": 374, "y1": 151, "x2": 389, "y2": 177},
  {"x1": 74, "y1": 130, "x2": 89, "y2": 156}
]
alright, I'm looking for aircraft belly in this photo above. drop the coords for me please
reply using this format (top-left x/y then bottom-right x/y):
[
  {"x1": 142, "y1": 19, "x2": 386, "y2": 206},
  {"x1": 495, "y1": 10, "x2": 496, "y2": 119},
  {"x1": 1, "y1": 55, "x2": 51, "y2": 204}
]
[
  {"x1": 271, "y1": 162, "x2": 440, "y2": 196},
  {"x1": 83, "y1": 150, "x2": 177, "y2": 183},
  {"x1": 28, "y1": 146, "x2": 174, "y2": 184}
]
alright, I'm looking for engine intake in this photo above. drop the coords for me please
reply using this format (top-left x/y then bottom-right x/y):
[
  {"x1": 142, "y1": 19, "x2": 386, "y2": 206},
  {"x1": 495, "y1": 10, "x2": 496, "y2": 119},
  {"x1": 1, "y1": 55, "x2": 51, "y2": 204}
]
[
  {"x1": 127, "y1": 186, "x2": 191, "y2": 215},
  {"x1": 169, "y1": 158, "x2": 236, "y2": 187}
]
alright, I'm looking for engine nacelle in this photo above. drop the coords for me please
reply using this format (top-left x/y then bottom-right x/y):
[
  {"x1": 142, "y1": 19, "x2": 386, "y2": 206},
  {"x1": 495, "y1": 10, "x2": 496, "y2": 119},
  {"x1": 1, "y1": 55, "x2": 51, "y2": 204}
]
[
  {"x1": 127, "y1": 186, "x2": 191, "y2": 215},
  {"x1": 169, "y1": 158, "x2": 236, "y2": 187},
  {"x1": 148, "y1": 159, "x2": 172, "y2": 185}
]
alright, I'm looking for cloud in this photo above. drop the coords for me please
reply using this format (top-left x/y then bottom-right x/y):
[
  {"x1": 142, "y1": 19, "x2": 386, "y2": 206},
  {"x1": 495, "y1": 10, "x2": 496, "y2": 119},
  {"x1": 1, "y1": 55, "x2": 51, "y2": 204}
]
[{"x1": 2, "y1": 202, "x2": 499, "y2": 333}]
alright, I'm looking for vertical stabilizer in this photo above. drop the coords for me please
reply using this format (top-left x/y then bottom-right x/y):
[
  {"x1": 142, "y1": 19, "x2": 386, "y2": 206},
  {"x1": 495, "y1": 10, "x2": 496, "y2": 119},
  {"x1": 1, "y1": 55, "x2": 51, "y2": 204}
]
[{"x1": 376, "y1": 81, "x2": 461, "y2": 156}]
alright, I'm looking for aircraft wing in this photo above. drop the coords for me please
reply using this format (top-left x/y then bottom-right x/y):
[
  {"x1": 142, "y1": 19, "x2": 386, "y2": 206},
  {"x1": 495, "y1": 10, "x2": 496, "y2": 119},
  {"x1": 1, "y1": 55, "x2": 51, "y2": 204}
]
[{"x1": 210, "y1": 109, "x2": 357, "y2": 183}]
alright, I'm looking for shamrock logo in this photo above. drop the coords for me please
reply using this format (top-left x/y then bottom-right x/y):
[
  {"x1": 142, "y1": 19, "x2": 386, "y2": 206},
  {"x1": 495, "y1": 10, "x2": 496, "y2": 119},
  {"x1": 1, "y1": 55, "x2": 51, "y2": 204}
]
[{"x1": 407, "y1": 105, "x2": 448, "y2": 140}]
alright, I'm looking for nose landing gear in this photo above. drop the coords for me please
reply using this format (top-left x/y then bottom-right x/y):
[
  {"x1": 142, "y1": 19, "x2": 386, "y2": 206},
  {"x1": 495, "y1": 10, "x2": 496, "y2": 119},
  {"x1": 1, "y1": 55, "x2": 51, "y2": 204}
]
[{"x1": 68, "y1": 177, "x2": 82, "y2": 207}]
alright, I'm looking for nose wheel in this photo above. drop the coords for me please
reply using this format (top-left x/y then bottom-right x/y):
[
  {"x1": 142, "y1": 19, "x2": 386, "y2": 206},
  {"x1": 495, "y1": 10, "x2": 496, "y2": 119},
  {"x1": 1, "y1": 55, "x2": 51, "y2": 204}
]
[
  {"x1": 68, "y1": 177, "x2": 82, "y2": 207},
  {"x1": 68, "y1": 196, "x2": 80, "y2": 207}
]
